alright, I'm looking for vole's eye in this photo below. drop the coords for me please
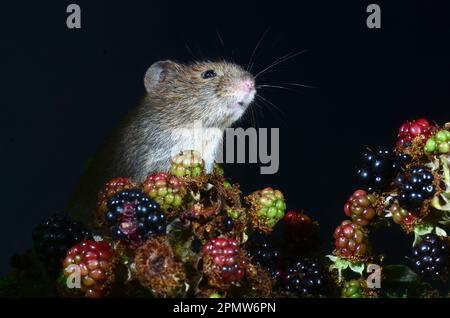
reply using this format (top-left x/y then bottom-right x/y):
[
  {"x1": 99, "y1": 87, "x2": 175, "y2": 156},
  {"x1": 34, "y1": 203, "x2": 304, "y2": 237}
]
[{"x1": 201, "y1": 69, "x2": 217, "y2": 79}]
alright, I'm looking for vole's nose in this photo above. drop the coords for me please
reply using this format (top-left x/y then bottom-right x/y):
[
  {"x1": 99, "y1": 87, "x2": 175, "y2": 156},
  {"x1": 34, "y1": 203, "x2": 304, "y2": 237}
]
[{"x1": 239, "y1": 76, "x2": 255, "y2": 92}]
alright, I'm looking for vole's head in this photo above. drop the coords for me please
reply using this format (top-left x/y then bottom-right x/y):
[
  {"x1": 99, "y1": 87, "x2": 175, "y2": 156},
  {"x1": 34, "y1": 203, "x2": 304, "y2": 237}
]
[{"x1": 144, "y1": 60, "x2": 256, "y2": 128}]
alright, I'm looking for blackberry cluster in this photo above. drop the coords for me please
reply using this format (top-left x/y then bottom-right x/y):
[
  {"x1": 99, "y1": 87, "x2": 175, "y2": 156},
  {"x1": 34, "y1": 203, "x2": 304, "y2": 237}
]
[
  {"x1": 396, "y1": 166, "x2": 435, "y2": 211},
  {"x1": 62, "y1": 240, "x2": 113, "y2": 298},
  {"x1": 341, "y1": 279, "x2": 364, "y2": 298},
  {"x1": 105, "y1": 188, "x2": 166, "y2": 245},
  {"x1": 284, "y1": 259, "x2": 328, "y2": 297},
  {"x1": 333, "y1": 220, "x2": 368, "y2": 258},
  {"x1": 247, "y1": 241, "x2": 283, "y2": 283},
  {"x1": 356, "y1": 147, "x2": 411, "y2": 193},
  {"x1": 410, "y1": 234, "x2": 449, "y2": 280},
  {"x1": 344, "y1": 190, "x2": 378, "y2": 226},
  {"x1": 396, "y1": 118, "x2": 436, "y2": 150},
  {"x1": 203, "y1": 237, "x2": 247, "y2": 283},
  {"x1": 246, "y1": 187, "x2": 286, "y2": 232},
  {"x1": 32, "y1": 213, "x2": 92, "y2": 273},
  {"x1": 424, "y1": 129, "x2": 450, "y2": 155}
]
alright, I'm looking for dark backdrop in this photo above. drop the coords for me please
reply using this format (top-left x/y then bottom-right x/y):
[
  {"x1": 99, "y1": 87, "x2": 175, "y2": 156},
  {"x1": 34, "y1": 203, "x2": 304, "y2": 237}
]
[{"x1": 1, "y1": 0, "x2": 450, "y2": 275}]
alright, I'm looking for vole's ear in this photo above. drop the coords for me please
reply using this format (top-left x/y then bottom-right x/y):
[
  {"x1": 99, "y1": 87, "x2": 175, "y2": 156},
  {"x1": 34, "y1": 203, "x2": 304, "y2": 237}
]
[{"x1": 144, "y1": 60, "x2": 176, "y2": 92}]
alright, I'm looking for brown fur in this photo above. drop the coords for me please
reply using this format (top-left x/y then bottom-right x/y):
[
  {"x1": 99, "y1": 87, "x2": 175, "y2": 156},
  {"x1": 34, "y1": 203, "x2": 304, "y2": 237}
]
[{"x1": 66, "y1": 60, "x2": 255, "y2": 224}]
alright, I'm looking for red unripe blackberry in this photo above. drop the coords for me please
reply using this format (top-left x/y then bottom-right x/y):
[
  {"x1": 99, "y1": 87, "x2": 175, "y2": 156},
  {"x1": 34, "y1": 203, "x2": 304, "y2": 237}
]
[
  {"x1": 344, "y1": 190, "x2": 378, "y2": 226},
  {"x1": 396, "y1": 118, "x2": 436, "y2": 150},
  {"x1": 96, "y1": 177, "x2": 135, "y2": 222},
  {"x1": 333, "y1": 220, "x2": 368, "y2": 258},
  {"x1": 203, "y1": 237, "x2": 247, "y2": 284},
  {"x1": 62, "y1": 240, "x2": 114, "y2": 298},
  {"x1": 390, "y1": 203, "x2": 417, "y2": 231},
  {"x1": 283, "y1": 210, "x2": 320, "y2": 245}
]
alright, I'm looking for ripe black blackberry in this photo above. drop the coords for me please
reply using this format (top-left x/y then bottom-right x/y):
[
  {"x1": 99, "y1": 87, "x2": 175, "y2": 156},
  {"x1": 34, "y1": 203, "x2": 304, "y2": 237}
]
[
  {"x1": 248, "y1": 241, "x2": 283, "y2": 283},
  {"x1": 410, "y1": 234, "x2": 449, "y2": 280},
  {"x1": 284, "y1": 258, "x2": 328, "y2": 297},
  {"x1": 105, "y1": 188, "x2": 166, "y2": 246},
  {"x1": 396, "y1": 166, "x2": 435, "y2": 211},
  {"x1": 356, "y1": 147, "x2": 411, "y2": 193},
  {"x1": 32, "y1": 213, "x2": 92, "y2": 274}
]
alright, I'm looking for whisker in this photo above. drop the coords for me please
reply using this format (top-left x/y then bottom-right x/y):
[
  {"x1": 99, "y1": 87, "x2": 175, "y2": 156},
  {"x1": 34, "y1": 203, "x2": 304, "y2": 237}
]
[
  {"x1": 262, "y1": 82, "x2": 316, "y2": 89},
  {"x1": 255, "y1": 49, "x2": 308, "y2": 78},
  {"x1": 185, "y1": 43, "x2": 197, "y2": 61},
  {"x1": 256, "y1": 94, "x2": 286, "y2": 117},
  {"x1": 247, "y1": 28, "x2": 270, "y2": 72},
  {"x1": 216, "y1": 29, "x2": 225, "y2": 48},
  {"x1": 256, "y1": 84, "x2": 302, "y2": 93},
  {"x1": 255, "y1": 96, "x2": 287, "y2": 127}
]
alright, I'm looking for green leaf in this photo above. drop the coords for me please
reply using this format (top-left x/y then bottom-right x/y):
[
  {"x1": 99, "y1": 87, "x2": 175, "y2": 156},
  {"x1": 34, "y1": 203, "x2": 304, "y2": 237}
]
[
  {"x1": 325, "y1": 255, "x2": 338, "y2": 263},
  {"x1": 326, "y1": 255, "x2": 364, "y2": 281},
  {"x1": 435, "y1": 226, "x2": 448, "y2": 237},
  {"x1": 413, "y1": 223, "x2": 433, "y2": 245},
  {"x1": 349, "y1": 262, "x2": 365, "y2": 275},
  {"x1": 383, "y1": 265, "x2": 418, "y2": 283}
]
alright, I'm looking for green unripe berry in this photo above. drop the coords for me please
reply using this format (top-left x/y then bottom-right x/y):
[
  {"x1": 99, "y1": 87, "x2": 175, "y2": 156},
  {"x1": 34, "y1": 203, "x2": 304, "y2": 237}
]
[
  {"x1": 439, "y1": 142, "x2": 449, "y2": 154},
  {"x1": 424, "y1": 138, "x2": 437, "y2": 153},
  {"x1": 435, "y1": 130, "x2": 448, "y2": 143}
]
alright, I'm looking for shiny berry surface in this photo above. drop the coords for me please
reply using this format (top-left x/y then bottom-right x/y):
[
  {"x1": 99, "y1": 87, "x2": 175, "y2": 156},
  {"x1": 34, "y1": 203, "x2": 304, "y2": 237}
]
[
  {"x1": 106, "y1": 188, "x2": 166, "y2": 246},
  {"x1": 410, "y1": 234, "x2": 449, "y2": 280},
  {"x1": 62, "y1": 240, "x2": 113, "y2": 298},
  {"x1": 203, "y1": 238, "x2": 246, "y2": 283},
  {"x1": 333, "y1": 220, "x2": 368, "y2": 258}
]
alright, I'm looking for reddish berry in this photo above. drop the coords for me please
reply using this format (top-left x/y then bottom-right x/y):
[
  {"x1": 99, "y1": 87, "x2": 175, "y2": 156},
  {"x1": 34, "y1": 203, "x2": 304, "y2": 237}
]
[
  {"x1": 396, "y1": 118, "x2": 436, "y2": 150},
  {"x1": 333, "y1": 220, "x2": 368, "y2": 258},
  {"x1": 344, "y1": 190, "x2": 378, "y2": 226},
  {"x1": 203, "y1": 238, "x2": 246, "y2": 283},
  {"x1": 390, "y1": 203, "x2": 416, "y2": 229},
  {"x1": 97, "y1": 177, "x2": 135, "y2": 221},
  {"x1": 142, "y1": 172, "x2": 186, "y2": 212},
  {"x1": 284, "y1": 210, "x2": 317, "y2": 237},
  {"x1": 62, "y1": 240, "x2": 114, "y2": 298}
]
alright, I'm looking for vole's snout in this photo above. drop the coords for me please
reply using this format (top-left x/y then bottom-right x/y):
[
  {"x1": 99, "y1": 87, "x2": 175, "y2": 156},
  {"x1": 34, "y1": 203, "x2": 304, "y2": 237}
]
[
  {"x1": 239, "y1": 76, "x2": 255, "y2": 93},
  {"x1": 232, "y1": 73, "x2": 256, "y2": 107}
]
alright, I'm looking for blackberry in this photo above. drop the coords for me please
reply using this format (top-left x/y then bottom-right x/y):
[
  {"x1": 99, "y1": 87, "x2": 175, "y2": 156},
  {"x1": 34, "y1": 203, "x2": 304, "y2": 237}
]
[
  {"x1": 341, "y1": 279, "x2": 364, "y2": 298},
  {"x1": 222, "y1": 216, "x2": 234, "y2": 232},
  {"x1": 284, "y1": 259, "x2": 328, "y2": 297},
  {"x1": 356, "y1": 147, "x2": 410, "y2": 193},
  {"x1": 410, "y1": 233, "x2": 449, "y2": 280},
  {"x1": 169, "y1": 150, "x2": 204, "y2": 178},
  {"x1": 396, "y1": 166, "x2": 435, "y2": 211},
  {"x1": 96, "y1": 177, "x2": 135, "y2": 221},
  {"x1": 248, "y1": 241, "x2": 283, "y2": 283},
  {"x1": 344, "y1": 190, "x2": 378, "y2": 226},
  {"x1": 62, "y1": 240, "x2": 114, "y2": 298},
  {"x1": 142, "y1": 172, "x2": 186, "y2": 213},
  {"x1": 32, "y1": 213, "x2": 92, "y2": 274},
  {"x1": 105, "y1": 188, "x2": 166, "y2": 247},
  {"x1": 246, "y1": 187, "x2": 286, "y2": 233},
  {"x1": 390, "y1": 203, "x2": 417, "y2": 230},
  {"x1": 203, "y1": 237, "x2": 247, "y2": 284},
  {"x1": 424, "y1": 129, "x2": 450, "y2": 155},
  {"x1": 333, "y1": 220, "x2": 368, "y2": 258},
  {"x1": 396, "y1": 118, "x2": 436, "y2": 150}
]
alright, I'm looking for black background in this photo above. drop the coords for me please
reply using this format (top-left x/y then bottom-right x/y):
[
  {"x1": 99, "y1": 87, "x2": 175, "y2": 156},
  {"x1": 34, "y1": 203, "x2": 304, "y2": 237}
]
[{"x1": 1, "y1": 0, "x2": 450, "y2": 275}]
